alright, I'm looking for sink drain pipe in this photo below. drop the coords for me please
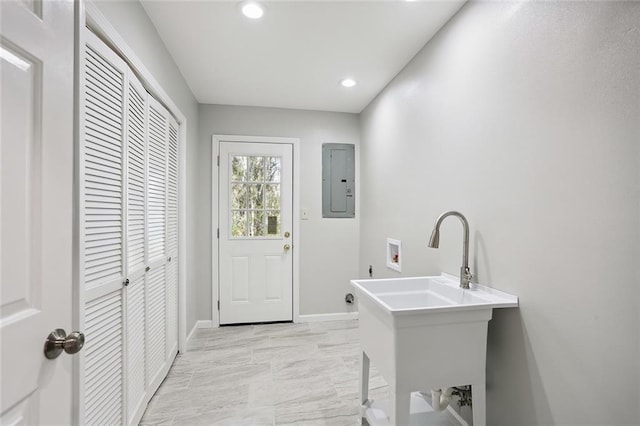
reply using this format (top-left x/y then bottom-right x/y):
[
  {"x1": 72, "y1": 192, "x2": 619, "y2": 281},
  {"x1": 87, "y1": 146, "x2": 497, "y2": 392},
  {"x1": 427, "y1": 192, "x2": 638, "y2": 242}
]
[{"x1": 425, "y1": 388, "x2": 455, "y2": 411}]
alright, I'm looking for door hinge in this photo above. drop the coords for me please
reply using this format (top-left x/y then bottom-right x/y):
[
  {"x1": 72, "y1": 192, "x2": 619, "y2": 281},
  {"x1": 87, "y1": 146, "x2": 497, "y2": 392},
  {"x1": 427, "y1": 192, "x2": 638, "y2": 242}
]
[
  {"x1": 217, "y1": 228, "x2": 219, "y2": 239},
  {"x1": 217, "y1": 155, "x2": 220, "y2": 167},
  {"x1": 217, "y1": 300, "x2": 220, "y2": 310}
]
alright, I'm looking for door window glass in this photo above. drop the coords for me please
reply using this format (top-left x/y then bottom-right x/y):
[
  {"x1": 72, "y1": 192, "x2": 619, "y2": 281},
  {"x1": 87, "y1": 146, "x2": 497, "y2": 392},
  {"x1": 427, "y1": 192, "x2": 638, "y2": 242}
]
[{"x1": 230, "y1": 155, "x2": 281, "y2": 237}]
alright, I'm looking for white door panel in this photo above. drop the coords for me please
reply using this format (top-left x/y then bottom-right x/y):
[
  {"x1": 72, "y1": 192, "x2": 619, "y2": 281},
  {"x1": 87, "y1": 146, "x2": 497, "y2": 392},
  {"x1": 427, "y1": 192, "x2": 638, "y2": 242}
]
[
  {"x1": 81, "y1": 30, "x2": 127, "y2": 425},
  {"x1": 126, "y1": 274, "x2": 146, "y2": 424},
  {"x1": 145, "y1": 96, "x2": 168, "y2": 390},
  {"x1": 165, "y1": 119, "x2": 179, "y2": 357},
  {"x1": 0, "y1": 0, "x2": 74, "y2": 423},
  {"x1": 146, "y1": 98, "x2": 168, "y2": 268},
  {"x1": 83, "y1": 290, "x2": 124, "y2": 425},
  {"x1": 219, "y1": 142, "x2": 293, "y2": 324},
  {"x1": 125, "y1": 73, "x2": 148, "y2": 425}
]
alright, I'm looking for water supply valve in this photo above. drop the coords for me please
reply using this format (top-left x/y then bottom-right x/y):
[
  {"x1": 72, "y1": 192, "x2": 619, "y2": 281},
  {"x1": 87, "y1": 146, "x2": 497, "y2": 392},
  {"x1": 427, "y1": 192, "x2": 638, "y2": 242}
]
[{"x1": 345, "y1": 293, "x2": 355, "y2": 304}]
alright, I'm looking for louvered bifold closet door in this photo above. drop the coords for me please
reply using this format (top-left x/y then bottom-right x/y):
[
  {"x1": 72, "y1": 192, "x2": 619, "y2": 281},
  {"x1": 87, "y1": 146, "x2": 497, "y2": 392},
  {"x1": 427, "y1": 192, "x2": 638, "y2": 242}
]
[
  {"x1": 81, "y1": 30, "x2": 127, "y2": 425},
  {"x1": 125, "y1": 73, "x2": 148, "y2": 425},
  {"x1": 146, "y1": 96, "x2": 169, "y2": 389},
  {"x1": 165, "y1": 118, "x2": 179, "y2": 355}
]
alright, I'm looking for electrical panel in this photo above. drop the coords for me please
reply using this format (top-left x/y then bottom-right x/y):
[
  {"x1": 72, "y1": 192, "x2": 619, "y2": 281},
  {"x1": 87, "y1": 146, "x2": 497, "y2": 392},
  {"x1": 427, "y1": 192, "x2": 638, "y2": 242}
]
[{"x1": 322, "y1": 143, "x2": 355, "y2": 218}]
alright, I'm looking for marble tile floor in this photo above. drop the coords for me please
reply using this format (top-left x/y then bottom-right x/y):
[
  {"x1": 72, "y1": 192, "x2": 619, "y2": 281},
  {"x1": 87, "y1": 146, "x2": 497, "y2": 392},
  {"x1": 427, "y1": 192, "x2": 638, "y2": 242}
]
[{"x1": 140, "y1": 320, "x2": 389, "y2": 426}]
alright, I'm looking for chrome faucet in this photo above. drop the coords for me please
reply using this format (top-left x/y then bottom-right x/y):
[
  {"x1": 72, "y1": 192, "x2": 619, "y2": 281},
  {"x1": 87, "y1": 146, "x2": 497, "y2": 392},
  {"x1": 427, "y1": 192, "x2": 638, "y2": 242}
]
[{"x1": 428, "y1": 211, "x2": 473, "y2": 289}]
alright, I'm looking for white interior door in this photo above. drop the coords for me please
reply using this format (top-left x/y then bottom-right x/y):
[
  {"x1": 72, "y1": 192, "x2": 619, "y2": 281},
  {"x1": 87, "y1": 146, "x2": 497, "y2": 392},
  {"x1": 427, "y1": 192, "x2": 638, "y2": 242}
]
[
  {"x1": 219, "y1": 141, "x2": 293, "y2": 324},
  {"x1": 125, "y1": 64, "x2": 148, "y2": 425},
  {"x1": 146, "y1": 95, "x2": 168, "y2": 387},
  {"x1": 81, "y1": 30, "x2": 128, "y2": 425},
  {"x1": 0, "y1": 0, "x2": 75, "y2": 423}
]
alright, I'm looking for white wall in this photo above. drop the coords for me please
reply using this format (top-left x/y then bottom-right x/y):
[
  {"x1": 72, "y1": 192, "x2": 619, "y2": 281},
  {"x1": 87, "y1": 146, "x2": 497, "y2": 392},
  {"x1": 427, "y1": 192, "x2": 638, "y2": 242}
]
[
  {"x1": 93, "y1": 1, "x2": 201, "y2": 332},
  {"x1": 198, "y1": 104, "x2": 360, "y2": 319},
  {"x1": 360, "y1": 1, "x2": 640, "y2": 424}
]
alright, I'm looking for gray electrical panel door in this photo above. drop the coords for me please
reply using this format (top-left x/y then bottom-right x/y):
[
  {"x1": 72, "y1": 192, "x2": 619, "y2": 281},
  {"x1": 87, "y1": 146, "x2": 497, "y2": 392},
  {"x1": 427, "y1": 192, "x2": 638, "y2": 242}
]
[{"x1": 322, "y1": 143, "x2": 355, "y2": 218}]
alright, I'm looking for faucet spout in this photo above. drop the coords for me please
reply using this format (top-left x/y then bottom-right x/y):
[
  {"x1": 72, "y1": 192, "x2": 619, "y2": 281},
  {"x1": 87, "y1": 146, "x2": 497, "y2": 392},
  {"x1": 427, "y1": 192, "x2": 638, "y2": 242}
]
[{"x1": 427, "y1": 210, "x2": 472, "y2": 289}]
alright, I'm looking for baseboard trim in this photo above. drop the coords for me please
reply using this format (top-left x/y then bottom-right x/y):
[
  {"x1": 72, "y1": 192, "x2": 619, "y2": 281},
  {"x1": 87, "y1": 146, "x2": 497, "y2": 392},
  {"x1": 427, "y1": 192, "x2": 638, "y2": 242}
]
[
  {"x1": 186, "y1": 320, "x2": 214, "y2": 349},
  {"x1": 297, "y1": 312, "x2": 359, "y2": 323},
  {"x1": 187, "y1": 314, "x2": 358, "y2": 344}
]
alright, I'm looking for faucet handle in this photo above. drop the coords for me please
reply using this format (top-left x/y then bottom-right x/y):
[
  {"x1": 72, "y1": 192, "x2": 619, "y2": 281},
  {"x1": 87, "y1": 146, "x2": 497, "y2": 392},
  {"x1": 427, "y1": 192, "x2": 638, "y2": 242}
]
[
  {"x1": 465, "y1": 267, "x2": 473, "y2": 279},
  {"x1": 460, "y1": 266, "x2": 473, "y2": 289}
]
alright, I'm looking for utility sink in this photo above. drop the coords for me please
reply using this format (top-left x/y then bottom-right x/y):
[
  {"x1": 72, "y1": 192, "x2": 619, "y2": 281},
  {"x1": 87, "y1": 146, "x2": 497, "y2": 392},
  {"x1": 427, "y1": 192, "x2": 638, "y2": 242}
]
[
  {"x1": 351, "y1": 274, "x2": 518, "y2": 426},
  {"x1": 352, "y1": 274, "x2": 517, "y2": 315}
]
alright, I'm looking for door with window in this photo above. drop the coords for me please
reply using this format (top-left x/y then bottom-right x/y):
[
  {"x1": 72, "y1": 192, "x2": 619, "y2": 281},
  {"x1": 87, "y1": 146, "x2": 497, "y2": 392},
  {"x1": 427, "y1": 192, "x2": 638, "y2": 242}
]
[{"x1": 218, "y1": 141, "x2": 293, "y2": 324}]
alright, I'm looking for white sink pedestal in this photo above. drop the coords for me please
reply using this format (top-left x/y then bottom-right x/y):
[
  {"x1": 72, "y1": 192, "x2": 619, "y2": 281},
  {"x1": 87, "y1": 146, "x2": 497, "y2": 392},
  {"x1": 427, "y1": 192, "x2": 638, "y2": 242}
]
[
  {"x1": 358, "y1": 301, "x2": 490, "y2": 425},
  {"x1": 352, "y1": 274, "x2": 518, "y2": 426}
]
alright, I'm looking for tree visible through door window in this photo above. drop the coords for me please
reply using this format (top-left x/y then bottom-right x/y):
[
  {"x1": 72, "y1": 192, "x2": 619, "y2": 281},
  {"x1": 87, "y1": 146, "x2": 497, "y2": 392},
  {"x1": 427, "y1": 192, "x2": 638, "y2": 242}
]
[{"x1": 230, "y1": 155, "x2": 281, "y2": 237}]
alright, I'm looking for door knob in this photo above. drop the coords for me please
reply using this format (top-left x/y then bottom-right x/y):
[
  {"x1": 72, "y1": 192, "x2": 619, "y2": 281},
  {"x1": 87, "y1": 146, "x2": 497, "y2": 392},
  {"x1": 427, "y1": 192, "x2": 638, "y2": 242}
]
[
  {"x1": 284, "y1": 244, "x2": 291, "y2": 251},
  {"x1": 44, "y1": 329, "x2": 85, "y2": 359}
]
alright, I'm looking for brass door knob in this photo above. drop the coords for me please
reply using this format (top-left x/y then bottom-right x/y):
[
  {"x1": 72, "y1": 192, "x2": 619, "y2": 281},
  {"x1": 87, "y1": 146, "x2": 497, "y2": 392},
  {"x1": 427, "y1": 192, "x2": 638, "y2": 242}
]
[{"x1": 284, "y1": 244, "x2": 291, "y2": 251}]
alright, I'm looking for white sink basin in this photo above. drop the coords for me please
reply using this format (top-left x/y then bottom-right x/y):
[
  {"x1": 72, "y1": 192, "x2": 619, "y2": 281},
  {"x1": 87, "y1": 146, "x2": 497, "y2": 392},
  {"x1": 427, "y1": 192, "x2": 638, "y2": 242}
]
[
  {"x1": 351, "y1": 273, "x2": 517, "y2": 315},
  {"x1": 352, "y1": 273, "x2": 518, "y2": 426}
]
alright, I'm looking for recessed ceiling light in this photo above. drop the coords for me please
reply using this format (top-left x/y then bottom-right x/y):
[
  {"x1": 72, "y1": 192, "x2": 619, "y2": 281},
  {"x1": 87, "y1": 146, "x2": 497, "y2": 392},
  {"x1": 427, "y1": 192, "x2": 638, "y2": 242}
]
[
  {"x1": 340, "y1": 78, "x2": 357, "y2": 88},
  {"x1": 241, "y1": 1, "x2": 264, "y2": 19}
]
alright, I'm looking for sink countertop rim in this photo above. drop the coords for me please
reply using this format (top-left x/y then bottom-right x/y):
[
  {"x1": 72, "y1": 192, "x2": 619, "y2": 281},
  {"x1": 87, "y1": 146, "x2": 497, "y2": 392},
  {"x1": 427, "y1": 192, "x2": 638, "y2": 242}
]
[{"x1": 351, "y1": 273, "x2": 518, "y2": 316}]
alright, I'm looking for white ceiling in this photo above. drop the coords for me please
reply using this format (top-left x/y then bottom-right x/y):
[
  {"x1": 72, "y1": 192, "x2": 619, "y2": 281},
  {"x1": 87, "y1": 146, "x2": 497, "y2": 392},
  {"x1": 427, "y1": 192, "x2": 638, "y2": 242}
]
[{"x1": 141, "y1": 1, "x2": 466, "y2": 113}]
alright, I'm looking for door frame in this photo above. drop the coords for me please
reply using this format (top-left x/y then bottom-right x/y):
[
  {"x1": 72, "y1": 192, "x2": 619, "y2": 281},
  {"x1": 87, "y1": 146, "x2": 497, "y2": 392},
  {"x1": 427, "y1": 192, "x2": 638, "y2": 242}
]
[
  {"x1": 212, "y1": 135, "x2": 301, "y2": 327},
  {"x1": 75, "y1": 3, "x2": 189, "y2": 423}
]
